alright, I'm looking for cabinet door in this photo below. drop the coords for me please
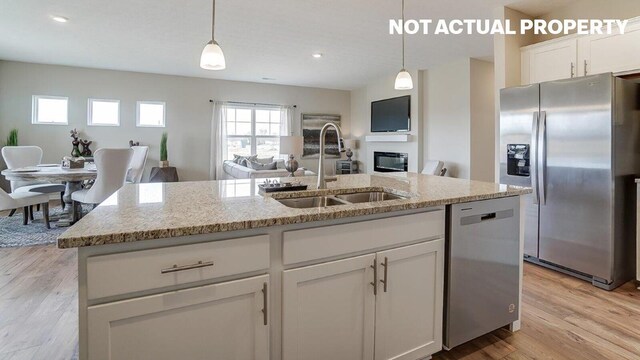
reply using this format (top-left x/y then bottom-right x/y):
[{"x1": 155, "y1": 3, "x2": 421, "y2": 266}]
[
  {"x1": 528, "y1": 39, "x2": 577, "y2": 84},
  {"x1": 88, "y1": 274, "x2": 269, "y2": 360},
  {"x1": 282, "y1": 254, "x2": 376, "y2": 360},
  {"x1": 578, "y1": 22, "x2": 640, "y2": 76},
  {"x1": 374, "y1": 240, "x2": 444, "y2": 360}
]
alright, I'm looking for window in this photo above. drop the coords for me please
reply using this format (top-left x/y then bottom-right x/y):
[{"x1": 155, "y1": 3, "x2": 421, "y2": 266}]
[
  {"x1": 88, "y1": 98, "x2": 120, "y2": 126},
  {"x1": 226, "y1": 106, "x2": 282, "y2": 159},
  {"x1": 32, "y1": 95, "x2": 68, "y2": 124},
  {"x1": 221, "y1": 179, "x2": 255, "y2": 198},
  {"x1": 137, "y1": 101, "x2": 166, "y2": 127}
]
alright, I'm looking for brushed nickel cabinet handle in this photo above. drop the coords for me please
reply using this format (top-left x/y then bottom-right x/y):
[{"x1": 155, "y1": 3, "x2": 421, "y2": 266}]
[
  {"x1": 370, "y1": 259, "x2": 377, "y2": 296},
  {"x1": 380, "y1": 257, "x2": 389, "y2": 293},
  {"x1": 261, "y1": 282, "x2": 268, "y2": 326},
  {"x1": 571, "y1": 62, "x2": 575, "y2": 78},
  {"x1": 160, "y1": 260, "x2": 214, "y2": 274},
  {"x1": 584, "y1": 60, "x2": 588, "y2": 76}
]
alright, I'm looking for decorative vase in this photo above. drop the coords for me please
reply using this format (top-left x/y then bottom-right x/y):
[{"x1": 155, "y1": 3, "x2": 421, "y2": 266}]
[
  {"x1": 71, "y1": 144, "x2": 82, "y2": 158},
  {"x1": 285, "y1": 155, "x2": 299, "y2": 177},
  {"x1": 159, "y1": 160, "x2": 170, "y2": 168}
]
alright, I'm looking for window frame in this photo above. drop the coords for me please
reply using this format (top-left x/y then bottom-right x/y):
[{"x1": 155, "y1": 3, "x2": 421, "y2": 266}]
[
  {"x1": 31, "y1": 95, "x2": 69, "y2": 125},
  {"x1": 87, "y1": 98, "x2": 120, "y2": 127},
  {"x1": 225, "y1": 105, "x2": 282, "y2": 159},
  {"x1": 136, "y1": 101, "x2": 166, "y2": 128}
]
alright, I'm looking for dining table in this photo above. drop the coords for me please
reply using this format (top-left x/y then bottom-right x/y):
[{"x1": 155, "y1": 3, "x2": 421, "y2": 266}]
[{"x1": 1, "y1": 164, "x2": 97, "y2": 227}]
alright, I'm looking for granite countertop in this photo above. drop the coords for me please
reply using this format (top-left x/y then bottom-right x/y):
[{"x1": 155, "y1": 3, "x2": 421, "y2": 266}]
[{"x1": 57, "y1": 173, "x2": 531, "y2": 248}]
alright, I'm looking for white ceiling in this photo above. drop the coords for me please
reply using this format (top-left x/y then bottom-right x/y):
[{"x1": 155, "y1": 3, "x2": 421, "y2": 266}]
[
  {"x1": 0, "y1": 0, "x2": 560, "y2": 90},
  {"x1": 508, "y1": 0, "x2": 579, "y2": 17}
]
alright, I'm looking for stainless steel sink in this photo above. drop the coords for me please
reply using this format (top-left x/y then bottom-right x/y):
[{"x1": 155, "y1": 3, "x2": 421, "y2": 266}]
[
  {"x1": 276, "y1": 191, "x2": 407, "y2": 208},
  {"x1": 276, "y1": 196, "x2": 348, "y2": 209},
  {"x1": 335, "y1": 192, "x2": 405, "y2": 203}
]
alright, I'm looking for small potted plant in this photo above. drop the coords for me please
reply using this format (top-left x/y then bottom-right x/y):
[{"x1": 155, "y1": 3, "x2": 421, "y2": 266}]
[
  {"x1": 159, "y1": 132, "x2": 169, "y2": 168},
  {"x1": 6, "y1": 129, "x2": 18, "y2": 146}
]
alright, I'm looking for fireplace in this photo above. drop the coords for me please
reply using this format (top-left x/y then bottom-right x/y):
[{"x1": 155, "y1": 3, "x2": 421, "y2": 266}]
[{"x1": 373, "y1": 151, "x2": 408, "y2": 172}]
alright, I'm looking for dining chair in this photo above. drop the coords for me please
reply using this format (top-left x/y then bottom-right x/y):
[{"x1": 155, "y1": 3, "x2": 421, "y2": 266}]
[
  {"x1": 0, "y1": 187, "x2": 52, "y2": 228},
  {"x1": 126, "y1": 146, "x2": 149, "y2": 183},
  {"x1": 71, "y1": 148, "x2": 133, "y2": 221},
  {"x1": 422, "y1": 160, "x2": 445, "y2": 176},
  {"x1": 1, "y1": 146, "x2": 66, "y2": 210}
]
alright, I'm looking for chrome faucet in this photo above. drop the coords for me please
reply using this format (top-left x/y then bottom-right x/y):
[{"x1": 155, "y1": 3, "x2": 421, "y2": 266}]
[{"x1": 317, "y1": 122, "x2": 345, "y2": 189}]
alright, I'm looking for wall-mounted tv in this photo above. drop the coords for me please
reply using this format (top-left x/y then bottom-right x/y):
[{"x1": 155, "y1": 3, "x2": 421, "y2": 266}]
[{"x1": 371, "y1": 95, "x2": 410, "y2": 132}]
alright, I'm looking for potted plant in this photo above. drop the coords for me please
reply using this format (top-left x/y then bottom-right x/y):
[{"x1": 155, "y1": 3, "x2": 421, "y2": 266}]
[
  {"x1": 159, "y1": 132, "x2": 169, "y2": 168},
  {"x1": 6, "y1": 129, "x2": 18, "y2": 146}
]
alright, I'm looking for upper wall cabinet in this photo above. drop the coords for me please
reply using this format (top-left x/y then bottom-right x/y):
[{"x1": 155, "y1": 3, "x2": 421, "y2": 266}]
[
  {"x1": 521, "y1": 17, "x2": 640, "y2": 85},
  {"x1": 577, "y1": 21, "x2": 640, "y2": 77},
  {"x1": 521, "y1": 38, "x2": 577, "y2": 85}
]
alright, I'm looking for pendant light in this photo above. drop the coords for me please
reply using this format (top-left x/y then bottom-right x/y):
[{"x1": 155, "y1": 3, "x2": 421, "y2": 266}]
[
  {"x1": 200, "y1": 0, "x2": 226, "y2": 70},
  {"x1": 394, "y1": 0, "x2": 413, "y2": 90}
]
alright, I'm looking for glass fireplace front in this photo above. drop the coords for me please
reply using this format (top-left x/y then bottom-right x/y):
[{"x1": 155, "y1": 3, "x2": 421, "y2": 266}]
[{"x1": 373, "y1": 151, "x2": 408, "y2": 172}]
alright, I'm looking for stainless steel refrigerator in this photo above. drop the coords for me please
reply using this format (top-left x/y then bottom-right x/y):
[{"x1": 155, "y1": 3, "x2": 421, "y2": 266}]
[{"x1": 500, "y1": 73, "x2": 640, "y2": 290}]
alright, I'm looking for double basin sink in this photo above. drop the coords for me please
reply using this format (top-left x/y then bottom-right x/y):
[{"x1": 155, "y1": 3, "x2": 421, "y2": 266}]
[{"x1": 277, "y1": 191, "x2": 406, "y2": 209}]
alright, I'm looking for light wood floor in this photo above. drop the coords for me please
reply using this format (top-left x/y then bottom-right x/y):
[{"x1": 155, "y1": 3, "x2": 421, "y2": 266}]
[{"x1": 0, "y1": 244, "x2": 638, "y2": 360}]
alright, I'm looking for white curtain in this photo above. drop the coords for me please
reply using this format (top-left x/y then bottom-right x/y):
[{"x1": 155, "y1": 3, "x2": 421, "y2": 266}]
[
  {"x1": 280, "y1": 105, "x2": 294, "y2": 136},
  {"x1": 210, "y1": 101, "x2": 228, "y2": 180}
]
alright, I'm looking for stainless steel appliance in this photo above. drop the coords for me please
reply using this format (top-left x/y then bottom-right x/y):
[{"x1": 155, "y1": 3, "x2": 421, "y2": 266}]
[
  {"x1": 500, "y1": 73, "x2": 640, "y2": 290},
  {"x1": 444, "y1": 197, "x2": 520, "y2": 349}
]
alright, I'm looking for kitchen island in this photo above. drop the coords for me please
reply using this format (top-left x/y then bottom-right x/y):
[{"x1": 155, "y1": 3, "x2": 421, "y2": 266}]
[{"x1": 58, "y1": 173, "x2": 530, "y2": 360}]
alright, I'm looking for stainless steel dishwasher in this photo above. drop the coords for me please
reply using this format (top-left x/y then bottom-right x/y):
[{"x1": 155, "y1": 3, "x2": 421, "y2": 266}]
[{"x1": 444, "y1": 196, "x2": 520, "y2": 349}]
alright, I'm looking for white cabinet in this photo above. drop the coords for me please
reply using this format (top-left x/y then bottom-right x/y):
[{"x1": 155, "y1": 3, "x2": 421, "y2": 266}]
[
  {"x1": 282, "y1": 240, "x2": 444, "y2": 360},
  {"x1": 578, "y1": 22, "x2": 640, "y2": 76},
  {"x1": 521, "y1": 38, "x2": 577, "y2": 85},
  {"x1": 374, "y1": 240, "x2": 444, "y2": 360},
  {"x1": 87, "y1": 274, "x2": 269, "y2": 360},
  {"x1": 521, "y1": 18, "x2": 640, "y2": 85},
  {"x1": 282, "y1": 254, "x2": 376, "y2": 360}
]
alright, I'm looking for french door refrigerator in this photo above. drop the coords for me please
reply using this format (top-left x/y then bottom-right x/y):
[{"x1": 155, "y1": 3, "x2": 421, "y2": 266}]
[{"x1": 500, "y1": 73, "x2": 639, "y2": 290}]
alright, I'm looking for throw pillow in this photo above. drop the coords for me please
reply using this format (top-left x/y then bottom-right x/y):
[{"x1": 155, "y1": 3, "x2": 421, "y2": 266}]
[
  {"x1": 246, "y1": 160, "x2": 278, "y2": 171},
  {"x1": 233, "y1": 154, "x2": 258, "y2": 166},
  {"x1": 232, "y1": 154, "x2": 244, "y2": 164},
  {"x1": 243, "y1": 155, "x2": 258, "y2": 166},
  {"x1": 255, "y1": 156, "x2": 274, "y2": 165}
]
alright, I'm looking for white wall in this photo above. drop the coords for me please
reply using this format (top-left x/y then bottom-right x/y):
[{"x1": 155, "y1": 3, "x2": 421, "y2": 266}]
[
  {"x1": 470, "y1": 59, "x2": 495, "y2": 182},
  {"x1": 422, "y1": 58, "x2": 495, "y2": 180},
  {"x1": 423, "y1": 59, "x2": 471, "y2": 179},
  {"x1": 0, "y1": 61, "x2": 351, "y2": 182},
  {"x1": 349, "y1": 70, "x2": 422, "y2": 173}
]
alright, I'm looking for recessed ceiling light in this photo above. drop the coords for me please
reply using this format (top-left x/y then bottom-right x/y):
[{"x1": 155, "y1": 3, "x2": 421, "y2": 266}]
[
  {"x1": 312, "y1": 53, "x2": 323, "y2": 58},
  {"x1": 51, "y1": 15, "x2": 69, "y2": 23}
]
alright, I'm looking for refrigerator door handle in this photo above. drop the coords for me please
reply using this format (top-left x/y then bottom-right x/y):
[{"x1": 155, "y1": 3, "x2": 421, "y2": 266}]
[
  {"x1": 531, "y1": 112, "x2": 539, "y2": 205},
  {"x1": 538, "y1": 111, "x2": 547, "y2": 205}
]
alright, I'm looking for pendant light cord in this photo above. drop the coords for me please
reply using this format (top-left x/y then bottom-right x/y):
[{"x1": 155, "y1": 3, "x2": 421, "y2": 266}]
[
  {"x1": 401, "y1": 0, "x2": 405, "y2": 69},
  {"x1": 211, "y1": 0, "x2": 216, "y2": 40}
]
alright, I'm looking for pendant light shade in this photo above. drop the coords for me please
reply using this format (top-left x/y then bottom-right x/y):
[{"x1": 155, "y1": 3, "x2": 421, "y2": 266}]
[
  {"x1": 200, "y1": 40, "x2": 226, "y2": 70},
  {"x1": 394, "y1": 69, "x2": 413, "y2": 90},
  {"x1": 200, "y1": 0, "x2": 226, "y2": 70},
  {"x1": 394, "y1": 0, "x2": 413, "y2": 90}
]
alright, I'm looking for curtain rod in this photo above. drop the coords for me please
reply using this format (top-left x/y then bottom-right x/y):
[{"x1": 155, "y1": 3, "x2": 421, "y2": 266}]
[{"x1": 209, "y1": 99, "x2": 296, "y2": 108}]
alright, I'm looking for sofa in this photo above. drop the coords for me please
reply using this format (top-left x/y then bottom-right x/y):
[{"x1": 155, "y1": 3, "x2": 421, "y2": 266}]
[{"x1": 222, "y1": 159, "x2": 311, "y2": 179}]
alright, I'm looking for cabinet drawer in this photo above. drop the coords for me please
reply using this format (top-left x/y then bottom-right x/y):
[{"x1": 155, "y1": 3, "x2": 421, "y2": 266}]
[
  {"x1": 87, "y1": 235, "x2": 270, "y2": 300},
  {"x1": 88, "y1": 274, "x2": 269, "y2": 360},
  {"x1": 283, "y1": 210, "x2": 444, "y2": 265}
]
